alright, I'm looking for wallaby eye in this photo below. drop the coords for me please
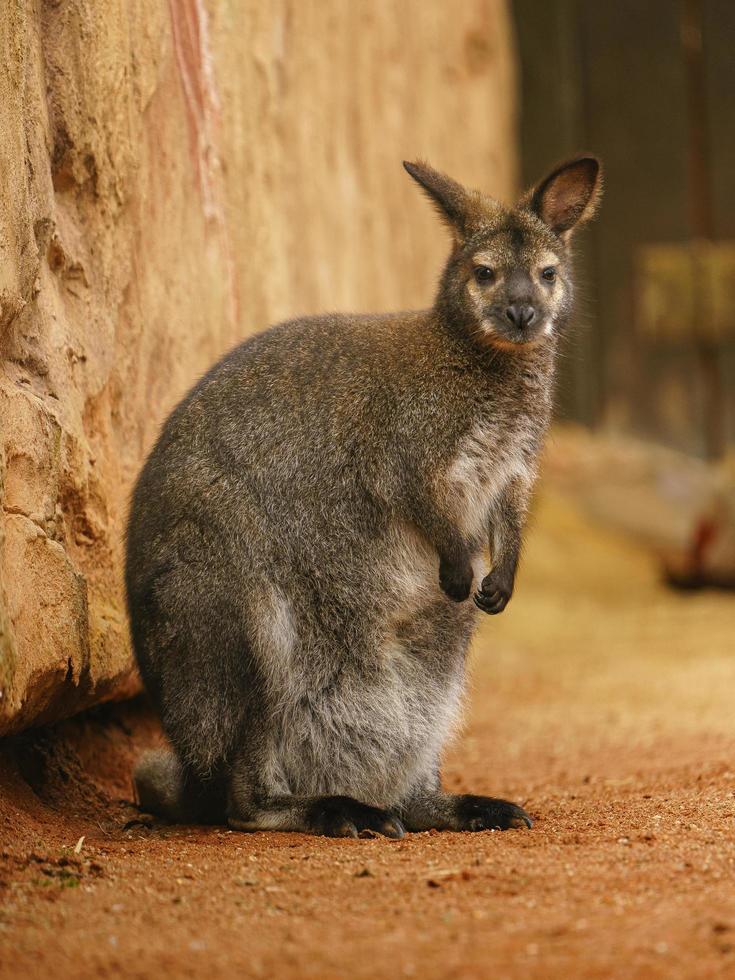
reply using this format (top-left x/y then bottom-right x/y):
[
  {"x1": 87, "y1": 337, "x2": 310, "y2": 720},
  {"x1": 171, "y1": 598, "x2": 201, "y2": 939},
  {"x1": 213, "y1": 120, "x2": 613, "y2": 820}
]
[
  {"x1": 541, "y1": 266, "x2": 557, "y2": 283},
  {"x1": 474, "y1": 266, "x2": 495, "y2": 284}
]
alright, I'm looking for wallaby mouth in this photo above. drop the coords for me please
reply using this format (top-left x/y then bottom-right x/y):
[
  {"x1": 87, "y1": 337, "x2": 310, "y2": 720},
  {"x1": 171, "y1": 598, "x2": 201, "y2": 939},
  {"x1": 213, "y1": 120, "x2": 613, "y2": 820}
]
[{"x1": 481, "y1": 316, "x2": 550, "y2": 350}]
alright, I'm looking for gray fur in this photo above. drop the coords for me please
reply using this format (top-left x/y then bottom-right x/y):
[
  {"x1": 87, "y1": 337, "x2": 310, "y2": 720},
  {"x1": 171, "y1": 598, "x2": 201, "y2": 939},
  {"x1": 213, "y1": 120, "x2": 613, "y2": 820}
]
[
  {"x1": 134, "y1": 750, "x2": 186, "y2": 822},
  {"x1": 126, "y1": 156, "x2": 602, "y2": 837}
]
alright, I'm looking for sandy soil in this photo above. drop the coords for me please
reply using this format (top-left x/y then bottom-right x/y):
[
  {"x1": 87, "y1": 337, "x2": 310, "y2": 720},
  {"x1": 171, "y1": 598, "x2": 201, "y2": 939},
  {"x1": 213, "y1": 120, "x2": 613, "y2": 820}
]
[{"x1": 1, "y1": 490, "x2": 734, "y2": 979}]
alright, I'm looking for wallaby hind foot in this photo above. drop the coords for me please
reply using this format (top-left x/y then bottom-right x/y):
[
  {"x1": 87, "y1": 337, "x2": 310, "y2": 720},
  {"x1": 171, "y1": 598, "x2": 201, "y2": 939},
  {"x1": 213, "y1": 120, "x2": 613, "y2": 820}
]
[
  {"x1": 229, "y1": 794, "x2": 406, "y2": 839},
  {"x1": 399, "y1": 792, "x2": 532, "y2": 832}
]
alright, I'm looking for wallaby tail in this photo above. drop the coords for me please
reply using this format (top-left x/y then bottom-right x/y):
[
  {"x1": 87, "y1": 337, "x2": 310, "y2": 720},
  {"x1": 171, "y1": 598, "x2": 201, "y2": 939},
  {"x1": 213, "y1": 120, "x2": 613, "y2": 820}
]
[{"x1": 133, "y1": 749, "x2": 226, "y2": 824}]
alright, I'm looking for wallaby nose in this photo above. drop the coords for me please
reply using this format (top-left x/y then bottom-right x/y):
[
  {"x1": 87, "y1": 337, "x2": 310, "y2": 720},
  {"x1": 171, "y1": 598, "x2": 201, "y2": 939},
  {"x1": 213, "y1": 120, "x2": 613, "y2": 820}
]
[{"x1": 505, "y1": 304, "x2": 536, "y2": 330}]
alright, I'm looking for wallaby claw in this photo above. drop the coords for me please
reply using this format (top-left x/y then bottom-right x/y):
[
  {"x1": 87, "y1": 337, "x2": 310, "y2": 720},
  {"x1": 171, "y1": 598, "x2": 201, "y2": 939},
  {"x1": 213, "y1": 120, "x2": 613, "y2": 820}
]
[
  {"x1": 473, "y1": 589, "x2": 510, "y2": 614},
  {"x1": 308, "y1": 796, "x2": 406, "y2": 840},
  {"x1": 454, "y1": 795, "x2": 532, "y2": 831},
  {"x1": 474, "y1": 572, "x2": 513, "y2": 614}
]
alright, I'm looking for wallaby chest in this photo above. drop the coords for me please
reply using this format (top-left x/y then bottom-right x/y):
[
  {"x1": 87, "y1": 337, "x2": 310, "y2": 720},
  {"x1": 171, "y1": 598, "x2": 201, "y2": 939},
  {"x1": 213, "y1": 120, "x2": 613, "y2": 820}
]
[{"x1": 444, "y1": 365, "x2": 552, "y2": 545}]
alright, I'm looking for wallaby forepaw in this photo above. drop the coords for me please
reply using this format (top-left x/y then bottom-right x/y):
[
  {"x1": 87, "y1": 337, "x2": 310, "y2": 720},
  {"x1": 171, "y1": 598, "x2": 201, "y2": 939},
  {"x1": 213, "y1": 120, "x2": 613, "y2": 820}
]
[
  {"x1": 307, "y1": 796, "x2": 405, "y2": 839},
  {"x1": 473, "y1": 572, "x2": 513, "y2": 615},
  {"x1": 453, "y1": 795, "x2": 532, "y2": 831},
  {"x1": 439, "y1": 558, "x2": 473, "y2": 603}
]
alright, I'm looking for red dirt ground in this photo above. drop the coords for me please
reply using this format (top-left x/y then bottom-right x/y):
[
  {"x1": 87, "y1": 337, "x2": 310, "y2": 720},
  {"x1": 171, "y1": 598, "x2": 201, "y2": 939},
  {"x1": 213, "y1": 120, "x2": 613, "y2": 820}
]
[{"x1": 1, "y1": 491, "x2": 734, "y2": 979}]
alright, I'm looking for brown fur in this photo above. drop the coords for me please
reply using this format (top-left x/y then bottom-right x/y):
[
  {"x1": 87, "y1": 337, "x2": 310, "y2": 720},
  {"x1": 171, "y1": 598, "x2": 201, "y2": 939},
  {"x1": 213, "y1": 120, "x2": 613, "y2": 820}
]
[{"x1": 125, "y1": 156, "x2": 603, "y2": 837}]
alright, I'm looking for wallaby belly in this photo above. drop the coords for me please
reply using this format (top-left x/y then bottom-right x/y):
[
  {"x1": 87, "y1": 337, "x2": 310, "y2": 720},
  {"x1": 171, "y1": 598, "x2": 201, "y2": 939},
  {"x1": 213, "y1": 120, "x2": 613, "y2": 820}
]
[{"x1": 244, "y1": 518, "x2": 474, "y2": 807}]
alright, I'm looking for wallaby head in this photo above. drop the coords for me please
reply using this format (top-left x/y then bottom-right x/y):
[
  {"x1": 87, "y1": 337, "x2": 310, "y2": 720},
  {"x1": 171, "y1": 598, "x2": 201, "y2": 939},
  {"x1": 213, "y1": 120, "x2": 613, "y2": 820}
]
[{"x1": 403, "y1": 156, "x2": 603, "y2": 350}]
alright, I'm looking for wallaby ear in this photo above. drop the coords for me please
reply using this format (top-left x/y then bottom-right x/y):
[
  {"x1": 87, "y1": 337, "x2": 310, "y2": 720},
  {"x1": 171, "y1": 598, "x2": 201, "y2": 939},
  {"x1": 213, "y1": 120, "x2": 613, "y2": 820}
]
[
  {"x1": 529, "y1": 156, "x2": 603, "y2": 236},
  {"x1": 403, "y1": 160, "x2": 473, "y2": 239}
]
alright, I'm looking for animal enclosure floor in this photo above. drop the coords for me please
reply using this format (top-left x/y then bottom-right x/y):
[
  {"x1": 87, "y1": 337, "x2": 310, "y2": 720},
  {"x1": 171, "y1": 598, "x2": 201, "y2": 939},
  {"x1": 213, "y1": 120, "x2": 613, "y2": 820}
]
[{"x1": 1, "y1": 491, "x2": 734, "y2": 979}]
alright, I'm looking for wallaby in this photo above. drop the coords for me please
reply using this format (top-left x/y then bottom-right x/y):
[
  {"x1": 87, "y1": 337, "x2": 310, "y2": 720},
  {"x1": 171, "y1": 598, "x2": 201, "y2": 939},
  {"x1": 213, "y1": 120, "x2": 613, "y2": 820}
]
[{"x1": 126, "y1": 156, "x2": 602, "y2": 838}]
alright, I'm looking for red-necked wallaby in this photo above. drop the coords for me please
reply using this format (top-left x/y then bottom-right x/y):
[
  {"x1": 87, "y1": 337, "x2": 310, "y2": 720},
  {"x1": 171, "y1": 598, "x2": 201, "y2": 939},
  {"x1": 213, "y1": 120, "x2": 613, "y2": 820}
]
[{"x1": 126, "y1": 156, "x2": 602, "y2": 837}]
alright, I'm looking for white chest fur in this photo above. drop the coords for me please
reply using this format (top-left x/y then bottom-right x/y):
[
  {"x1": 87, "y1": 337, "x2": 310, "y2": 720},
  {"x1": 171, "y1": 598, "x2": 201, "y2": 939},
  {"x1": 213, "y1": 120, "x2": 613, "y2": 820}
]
[{"x1": 445, "y1": 420, "x2": 533, "y2": 544}]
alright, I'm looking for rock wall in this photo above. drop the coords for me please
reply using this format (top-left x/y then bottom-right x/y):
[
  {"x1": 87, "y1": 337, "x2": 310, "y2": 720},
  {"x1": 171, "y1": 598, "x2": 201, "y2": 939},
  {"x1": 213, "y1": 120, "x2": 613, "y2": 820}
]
[{"x1": 0, "y1": 0, "x2": 517, "y2": 735}]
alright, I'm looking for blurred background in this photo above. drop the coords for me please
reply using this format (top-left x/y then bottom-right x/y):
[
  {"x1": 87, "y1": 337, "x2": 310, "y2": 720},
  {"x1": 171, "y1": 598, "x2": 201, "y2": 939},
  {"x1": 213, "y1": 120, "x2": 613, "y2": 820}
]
[
  {"x1": 517, "y1": 0, "x2": 735, "y2": 458},
  {"x1": 514, "y1": 0, "x2": 735, "y2": 592}
]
